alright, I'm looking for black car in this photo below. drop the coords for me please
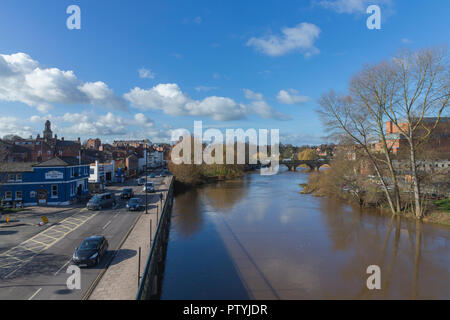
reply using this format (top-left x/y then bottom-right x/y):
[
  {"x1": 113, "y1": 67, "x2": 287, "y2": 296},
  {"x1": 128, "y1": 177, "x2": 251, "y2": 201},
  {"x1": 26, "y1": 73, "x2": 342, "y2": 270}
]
[
  {"x1": 72, "y1": 235, "x2": 108, "y2": 267},
  {"x1": 120, "y1": 188, "x2": 134, "y2": 199},
  {"x1": 126, "y1": 198, "x2": 141, "y2": 211}
]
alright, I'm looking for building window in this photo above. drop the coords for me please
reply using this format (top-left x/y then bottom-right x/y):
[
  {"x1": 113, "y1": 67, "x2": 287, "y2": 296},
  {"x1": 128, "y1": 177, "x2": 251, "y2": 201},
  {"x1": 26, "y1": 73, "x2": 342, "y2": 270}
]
[
  {"x1": 16, "y1": 191, "x2": 22, "y2": 200},
  {"x1": 5, "y1": 191, "x2": 12, "y2": 200},
  {"x1": 16, "y1": 173, "x2": 22, "y2": 181},
  {"x1": 51, "y1": 185, "x2": 58, "y2": 198},
  {"x1": 7, "y1": 174, "x2": 14, "y2": 182},
  {"x1": 30, "y1": 191, "x2": 36, "y2": 198}
]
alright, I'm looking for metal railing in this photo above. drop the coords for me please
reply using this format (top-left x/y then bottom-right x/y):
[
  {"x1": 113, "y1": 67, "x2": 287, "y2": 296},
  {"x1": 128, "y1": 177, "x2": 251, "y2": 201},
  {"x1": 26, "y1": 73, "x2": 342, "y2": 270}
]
[{"x1": 136, "y1": 176, "x2": 174, "y2": 300}]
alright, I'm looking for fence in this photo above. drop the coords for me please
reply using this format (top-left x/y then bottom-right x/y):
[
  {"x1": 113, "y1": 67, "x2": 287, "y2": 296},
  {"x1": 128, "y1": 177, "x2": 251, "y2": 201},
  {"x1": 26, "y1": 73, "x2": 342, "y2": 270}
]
[{"x1": 136, "y1": 176, "x2": 174, "y2": 300}]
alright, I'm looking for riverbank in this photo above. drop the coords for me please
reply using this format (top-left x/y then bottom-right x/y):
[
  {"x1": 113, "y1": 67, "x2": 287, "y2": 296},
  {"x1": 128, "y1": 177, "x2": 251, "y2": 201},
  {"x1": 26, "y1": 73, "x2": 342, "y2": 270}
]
[{"x1": 299, "y1": 173, "x2": 450, "y2": 227}]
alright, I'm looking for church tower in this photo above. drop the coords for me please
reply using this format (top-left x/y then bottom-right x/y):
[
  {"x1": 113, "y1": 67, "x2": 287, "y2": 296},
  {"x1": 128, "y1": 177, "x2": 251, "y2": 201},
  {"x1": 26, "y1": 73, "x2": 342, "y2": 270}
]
[{"x1": 43, "y1": 120, "x2": 53, "y2": 140}]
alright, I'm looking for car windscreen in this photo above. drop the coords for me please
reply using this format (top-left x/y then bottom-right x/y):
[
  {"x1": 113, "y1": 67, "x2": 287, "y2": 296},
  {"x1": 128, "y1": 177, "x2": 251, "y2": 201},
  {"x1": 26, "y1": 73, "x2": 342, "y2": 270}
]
[
  {"x1": 79, "y1": 239, "x2": 100, "y2": 250},
  {"x1": 90, "y1": 196, "x2": 101, "y2": 203},
  {"x1": 129, "y1": 198, "x2": 139, "y2": 204}
]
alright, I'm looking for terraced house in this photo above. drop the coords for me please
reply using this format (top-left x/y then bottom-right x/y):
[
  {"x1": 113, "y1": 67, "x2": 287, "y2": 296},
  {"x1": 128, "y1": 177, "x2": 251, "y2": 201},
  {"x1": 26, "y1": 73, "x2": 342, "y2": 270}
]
[{"x1": 0, "y1": 157, "x2": 90, "y2": 207}]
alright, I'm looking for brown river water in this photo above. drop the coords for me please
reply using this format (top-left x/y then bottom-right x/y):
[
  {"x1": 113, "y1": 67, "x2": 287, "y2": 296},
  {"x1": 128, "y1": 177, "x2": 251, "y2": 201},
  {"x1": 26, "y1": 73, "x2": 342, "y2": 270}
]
[{"x1": 160, "y1": 168, "x2": 450, "y2": 299}]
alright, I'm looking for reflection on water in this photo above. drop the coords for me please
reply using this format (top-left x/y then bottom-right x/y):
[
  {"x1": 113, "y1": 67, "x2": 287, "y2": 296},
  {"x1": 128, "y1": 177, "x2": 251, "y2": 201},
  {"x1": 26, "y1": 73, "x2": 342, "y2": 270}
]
[{"x1": 161, "y1": 168, "x2": 450, "y2": 299}]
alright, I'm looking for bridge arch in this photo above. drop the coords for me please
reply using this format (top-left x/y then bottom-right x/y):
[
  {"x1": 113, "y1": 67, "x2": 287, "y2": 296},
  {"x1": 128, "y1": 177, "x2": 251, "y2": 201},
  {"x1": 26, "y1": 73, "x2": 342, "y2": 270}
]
[{"x1": 280, "y1": 159, "x2": 331, "y2": 171}]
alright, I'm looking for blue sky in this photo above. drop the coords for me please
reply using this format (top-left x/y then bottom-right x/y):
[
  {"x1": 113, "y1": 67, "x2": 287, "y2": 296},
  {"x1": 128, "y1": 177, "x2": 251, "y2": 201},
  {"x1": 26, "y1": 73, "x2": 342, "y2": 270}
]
[{"x1": 0, "y1": 0, "x2": 449, "y2": 145}]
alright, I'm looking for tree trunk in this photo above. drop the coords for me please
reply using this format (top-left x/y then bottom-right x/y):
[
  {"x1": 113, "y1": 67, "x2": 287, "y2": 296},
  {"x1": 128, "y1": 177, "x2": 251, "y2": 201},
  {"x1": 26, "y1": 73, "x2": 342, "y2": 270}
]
[
  {"x1": 379, "y1": 133, "x2": 402, "y2": 213},
  {"x1": 409, "y1": 140, "x2": 422, "y2": 218}
]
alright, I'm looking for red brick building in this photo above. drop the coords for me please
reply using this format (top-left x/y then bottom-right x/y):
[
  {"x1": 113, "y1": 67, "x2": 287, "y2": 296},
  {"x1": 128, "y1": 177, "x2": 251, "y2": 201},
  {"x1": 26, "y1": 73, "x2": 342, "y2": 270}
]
[
  {"x1": 375, "y1": 118, "x2": 450, "y2": 156},
  {"x1": 12, "y1": 120, "x2": 82, "y2": 162},
  {"x1": 86, "y1": 138, "x2": 101, "y2": 150}
]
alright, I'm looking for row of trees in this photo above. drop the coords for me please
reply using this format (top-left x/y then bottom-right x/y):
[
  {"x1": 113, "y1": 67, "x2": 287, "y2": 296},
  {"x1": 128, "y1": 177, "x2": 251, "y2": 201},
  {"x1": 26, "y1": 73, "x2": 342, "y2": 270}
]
[{"x1": 318, "y1": 47, "x2": 449, "y2": 218}]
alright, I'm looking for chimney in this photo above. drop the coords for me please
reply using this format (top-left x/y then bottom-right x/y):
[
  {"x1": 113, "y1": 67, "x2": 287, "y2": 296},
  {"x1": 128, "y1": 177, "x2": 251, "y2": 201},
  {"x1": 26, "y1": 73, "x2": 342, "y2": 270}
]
[
  {"x1": 61, "y1": 137, "x2": 64, "y2": 141},
  {"x1": 77, "y1": 137, "x2": 81, "y2": 143}
]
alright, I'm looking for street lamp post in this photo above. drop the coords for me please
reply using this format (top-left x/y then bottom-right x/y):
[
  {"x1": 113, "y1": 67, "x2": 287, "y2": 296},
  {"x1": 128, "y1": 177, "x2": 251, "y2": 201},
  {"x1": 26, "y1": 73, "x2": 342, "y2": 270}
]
[{"x1": 145, "y1": 143, "x2": 148, "y2": 215}]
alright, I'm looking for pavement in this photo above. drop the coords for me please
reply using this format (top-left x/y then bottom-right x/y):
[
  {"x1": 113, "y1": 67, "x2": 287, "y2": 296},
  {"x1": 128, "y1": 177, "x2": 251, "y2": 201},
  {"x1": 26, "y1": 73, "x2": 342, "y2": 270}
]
[
  {"x1": 0, "y1": 171, "x2": 170, "y2": 300},
  {"x1": 89, "y1": 177, "x2": 170, "y2": 300}
]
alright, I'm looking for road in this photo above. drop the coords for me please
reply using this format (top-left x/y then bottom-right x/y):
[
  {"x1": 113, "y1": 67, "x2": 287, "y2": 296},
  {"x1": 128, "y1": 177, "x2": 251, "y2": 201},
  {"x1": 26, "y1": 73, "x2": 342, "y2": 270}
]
[{"x1": 0, "y1": 173, "x2": 167, "y2": 300}]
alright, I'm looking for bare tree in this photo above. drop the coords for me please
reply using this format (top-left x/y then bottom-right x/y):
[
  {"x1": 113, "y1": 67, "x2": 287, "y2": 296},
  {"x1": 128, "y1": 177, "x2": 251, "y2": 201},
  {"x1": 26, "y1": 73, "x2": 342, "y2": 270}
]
[
  {"x1": 350, "y1": 61, "x2": 402, "y2": 213},
  {"x1": 384, "y1": 48, "x2": 449, "y2": 218},
  {"x1": 318, "y1": 91, "x2": 399, "y2": 215}
]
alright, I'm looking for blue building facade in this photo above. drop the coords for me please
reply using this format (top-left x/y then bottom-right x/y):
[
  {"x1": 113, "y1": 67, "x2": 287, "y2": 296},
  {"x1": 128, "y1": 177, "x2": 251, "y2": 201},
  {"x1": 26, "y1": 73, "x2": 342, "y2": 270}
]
[{"x1": 0, "y1": 157, "x2": 90, "y2": 207}]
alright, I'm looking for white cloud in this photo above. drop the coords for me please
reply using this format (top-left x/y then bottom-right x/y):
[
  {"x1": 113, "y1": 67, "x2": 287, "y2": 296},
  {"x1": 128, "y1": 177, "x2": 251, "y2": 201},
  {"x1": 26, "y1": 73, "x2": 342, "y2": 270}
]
[
  {"x1": 316, "y1": 0, "x2": 392, "y2": 14},
  {"x1": 60, "y1": 112, "x2": 128, "y2": 136},
  {"x1": 0, "y1": 116, "x2": 35, "y2": 138},
  {"x1": 138, "y1": 68, "x2": 156, "y2": 79},
  {"x1": 193, "y1": 16, "x2": 202, "y2": 24},
  {"x1": 243, "y1": 89, "x2": 291, "y2": 121},
  {"x1": 124, "y1": 83, "x2": 246, "y2": 121},
  {"x1": 243, "y1": 89, "x2": 263, "y2": 101},
  {"x1": 247, "y1": 23, "x2": 321, "y2": 57},
  {"x1": 124, "y1": 84, "x2": 291, "y2": 121},
  {"x1": 0, "y1": 52, "x2": 127, "y2": 113},
  {"x1": 277, "y1": 89, "x2": 310, "y2": 105},
  {"x1": 195, "y1": 86, "x2": 218, "y2": 92},
  {"x1": 134, "y1": 113, "x2": 155, "y2": 128}
]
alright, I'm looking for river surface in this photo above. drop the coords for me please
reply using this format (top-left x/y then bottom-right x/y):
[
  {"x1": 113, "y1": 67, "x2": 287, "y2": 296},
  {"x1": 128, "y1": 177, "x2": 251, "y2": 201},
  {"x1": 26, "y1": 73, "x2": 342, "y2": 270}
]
[{"x1": 160, "y1": 168, "x2": 450, "y2": 299}]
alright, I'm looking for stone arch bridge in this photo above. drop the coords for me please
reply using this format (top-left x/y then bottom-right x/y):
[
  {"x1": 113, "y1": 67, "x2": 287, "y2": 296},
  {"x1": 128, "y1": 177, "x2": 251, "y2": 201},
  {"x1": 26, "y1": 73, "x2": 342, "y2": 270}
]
[{"x1": 281, "y1": 159, "x2": 331, "y2": 171}]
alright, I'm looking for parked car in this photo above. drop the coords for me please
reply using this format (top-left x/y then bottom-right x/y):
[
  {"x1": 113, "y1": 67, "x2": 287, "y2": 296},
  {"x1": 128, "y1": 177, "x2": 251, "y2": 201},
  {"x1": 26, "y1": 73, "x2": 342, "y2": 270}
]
[
  {"x1": 120, "y1": 188, "x2": 134, "y2": 199},
  {"x1": 148, "y1": 173, "x2": 156, "y2": 178},
  {"x1": 72, "y1": 235, "x2": 109, "y2": 267},
  {"x1": 137, "y1": 177, "x2": 146, "y2": 185},
  {"x1": 143, "y1": 182, "x2": 155, "y2": 193},
  {"x1": 87, "y1": 192, "x2": 116, "y2": 210},
  {"x1": 126, "y1": 198, "x2": 141, "y2": 211}
]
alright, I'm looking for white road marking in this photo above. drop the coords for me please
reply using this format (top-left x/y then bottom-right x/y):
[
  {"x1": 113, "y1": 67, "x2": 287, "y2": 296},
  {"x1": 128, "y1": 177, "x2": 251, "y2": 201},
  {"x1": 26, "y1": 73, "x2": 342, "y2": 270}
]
[
  {"x1": 54, "y1": 259, "x2": 72, "y2": 276},
  {"x1": 102, "y1": 220, "x2": 112, "y2": 230},
  {"x1": 28, "y1": 288, "x2": 42, "y2": 300},
  {"x1": 0, "y1": 210, "x2": 100, "y2": 278},
  {"x1": 5, "y1": 267, "x2": 19, "y2": 279}
]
